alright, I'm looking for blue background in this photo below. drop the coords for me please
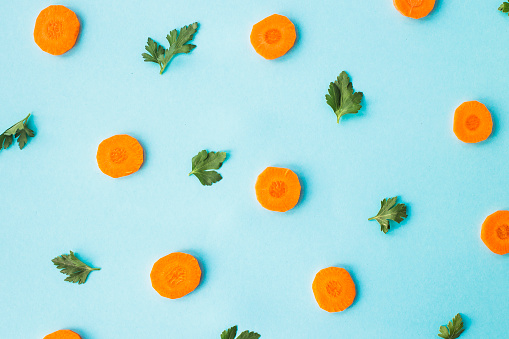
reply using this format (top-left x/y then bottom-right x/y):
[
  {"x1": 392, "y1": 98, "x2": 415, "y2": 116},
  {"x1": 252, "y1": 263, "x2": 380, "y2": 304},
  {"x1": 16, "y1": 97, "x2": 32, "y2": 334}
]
[{"x1": 1, "y1": 0, "x2": 508, "y2": 338}]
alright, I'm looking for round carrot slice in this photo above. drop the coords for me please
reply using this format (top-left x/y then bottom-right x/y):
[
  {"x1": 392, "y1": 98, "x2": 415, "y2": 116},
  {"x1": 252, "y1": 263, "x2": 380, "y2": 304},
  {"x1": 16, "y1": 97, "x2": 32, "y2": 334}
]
[
  {"x1": 481, "y1": 210, "x2": 509, "y2": 255},
  {"x1": 453, "y1": 101, "x2": 493, "y2": 143},
  {"x1": 393, "y1": 0, "x2": 435, "y2": 19},
  {"x1": 44, "y1": 330, "x2": 81, "y2": 339},
  {"x1": 250, "y1": 14, "x2": 296, "y2": 60},
  {"x1": 312, "y1": 267, "x2": 356, "y2": 313},
  {"x1": 150, "y1": 252, "x2": 202, "y2": 299},
  {"x1": 255, "y1": 167, "x2": 301, "y2": 212},
  {"x1": 96, "y1": 134, "x2": 144, "y2": 178},
  {"x1": 34, "y1": 5, "x2": 80, "y2": 55}
]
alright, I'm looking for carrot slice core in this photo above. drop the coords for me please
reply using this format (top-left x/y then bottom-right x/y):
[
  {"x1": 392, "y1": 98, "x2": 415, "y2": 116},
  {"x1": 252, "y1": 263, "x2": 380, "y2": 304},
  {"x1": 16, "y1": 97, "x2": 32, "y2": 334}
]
[
  {"x1": 34, "y1": 5, "x2": 80, "y2": 55},
  {"x1": 497, "y1": 225, "x2": 509, "y2": 240},
  {"x1": 481, "y1": 211, "x2": 509, "y2": 255},
  {"x1": 150, "y1": 252, "x2": 202, "y2": 299},
  {"x1": 264, "y1": 29, "x2": 282, "y2": 44},
  {"x1": 255, "y1": 167, "x2": 301, "y2": 212},
  {"x1": 110, "y1": 148, "x2": 129, "y2": 163},
  {"x1": 465, "y1": 115, "x2": 480, "y2": 131},
  {"x1": 269, "y1": 180, "x2": 287, "y2": 198},
  {"x1": 44, "y1": 330, "x2": 81, "y2": 339},
  {"x1": 453, "y1": 101, "x2": 493, "y2": 143},
  {"x1": 250, "y1": 14, "x2": 296, "y2": 60},
  {"x1": 312, "y1": 267, "x2": 356, "y2": 312}
]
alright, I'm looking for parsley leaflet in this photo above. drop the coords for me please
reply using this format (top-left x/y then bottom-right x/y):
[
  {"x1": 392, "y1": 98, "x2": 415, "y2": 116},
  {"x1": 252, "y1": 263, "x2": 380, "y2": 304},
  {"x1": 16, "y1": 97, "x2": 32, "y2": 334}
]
[
  {"x1": 438, "y1": 313, "x2": 465, "y2": 339},
  {"x1": 499, "y1": 2, "x2": 509, "y2": 14},
  {"x1": 1, "y1": 113, "x2": 35, "y2": 151},
  {"x1": 221, "y1": 326, "x2": 260, "y2": 339}
]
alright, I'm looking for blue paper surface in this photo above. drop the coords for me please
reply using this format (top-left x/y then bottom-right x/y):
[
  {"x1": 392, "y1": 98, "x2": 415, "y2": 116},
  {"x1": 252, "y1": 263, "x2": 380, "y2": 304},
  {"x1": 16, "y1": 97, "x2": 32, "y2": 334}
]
[{"x1": 1, "y1": 0, "x2": 508, "y2": 338}]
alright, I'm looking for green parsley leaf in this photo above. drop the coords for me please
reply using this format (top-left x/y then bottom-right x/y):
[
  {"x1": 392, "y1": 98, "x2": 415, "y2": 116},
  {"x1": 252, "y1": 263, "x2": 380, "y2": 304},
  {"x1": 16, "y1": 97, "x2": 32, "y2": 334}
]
[
  {"x1": 189, "y1": 149, "x2": 227, "y2": 186},
  {"x1": 325, "y1": 71, "x2": 363, "y2": 123},
  {"x1": 52, "y1": 251, "x2": 100, "y2": 284},
  {"x1": 368, "y1": 196, "x2": 408, "y2": 234},
  {"x1": 499, "y1": 2, "x2": 509, "y2": 14},
  {"x1": 142, "y1": 22, "x2": 199, "y2": 75},
  {"x1": 221, "y1": 326, "x2": 260, "y2": 339},
  {"x1": 221, "y1": 326, "x2": 238, "y2": 339},
  {"x1": 438, "y1": 314, "x2": 465, "y2": 339},
  {"x1": 237, "y1": 331, "x2": 261, "y2": 339},
  {"x1": 2, "y1": 135, "x2": 13, "y2": 149},
  {"x1": 1, "y1": 114, "x2": 35, "y2": 151},
  {"x1": 142, "y1": 37, "x2": 164, "y2": 63}
]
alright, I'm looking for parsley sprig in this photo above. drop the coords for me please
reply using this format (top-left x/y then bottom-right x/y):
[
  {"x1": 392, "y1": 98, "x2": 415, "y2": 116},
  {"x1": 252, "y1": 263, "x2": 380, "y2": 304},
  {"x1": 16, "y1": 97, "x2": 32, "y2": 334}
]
[
  {"x1": 1, "y1": 113, "x2": 35, "y2": 151},
  {"x1": 52, "y1": 251, "x2": 100, "y2": 284},
  {"x1": 325, "y1": 71, "x2": 363, "y2": 123},
  {"x1": 189, "y1": 150, "x2": 227, "y2": 186},
  {"x1": 499, "y1": 2, "x2": 509, "y2": 14},
  {"x1": 368, "y1": 196, "x2": 408, "y2": 234},
  {"x1": 221, "y1": 326, "x2": 260, "y2": 339},
  {"x1": 142, "y1": 22, "x2": 199, "y2": 75},
  {"x1": 438, "y1": 313, "x2": 465, "y2": 339}
]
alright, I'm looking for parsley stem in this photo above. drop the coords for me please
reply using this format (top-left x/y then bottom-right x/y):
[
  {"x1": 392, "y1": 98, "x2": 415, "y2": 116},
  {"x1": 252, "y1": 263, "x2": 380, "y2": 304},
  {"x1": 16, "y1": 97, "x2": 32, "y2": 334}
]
[
  {"x1": 159, "y1": 56, "x2": 174, "y2": 75},
  {"x1": 22, "y1": 113, "x2": 31, "y2": 124},
  {"x1": 336, "y1": 110, "x2": 346, "y2": 123},
  {"x1": 160, "y1": 63, "x2": 167, "y2": 75}
]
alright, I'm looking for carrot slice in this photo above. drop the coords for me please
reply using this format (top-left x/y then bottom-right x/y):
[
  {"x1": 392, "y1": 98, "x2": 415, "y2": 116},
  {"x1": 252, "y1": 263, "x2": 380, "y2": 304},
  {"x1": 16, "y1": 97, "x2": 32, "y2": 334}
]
[
  {"x1": 150, "y1": 252, "x2": 202, "y2": 299},
  {"x1": 44, "y1": 330, "x2": 81, "y2": 339},
  {"x1": 453, "y1": 101, "x2": 493, "y2": 143},
  {"x1": 393, "y1": 0, "x2": 436, "y2": 19},
  {"x1": 312, "y1": 267, "x2": 356, "y2": 312},
  {"x1": 481, "y1": 210, "x2": 509, "y2": 255},
  {"x1": 255, "y1": 167, "x2": 301, "y2": 212},
  {"x1": 96, "y1": 134, "x2": 144, "y2": 178},
  {"x1": 34, "y1": 5, "x2": 80, "y2": 55},
  {"x1": 250, "y1": 14, "x2": 296, "y2": 60}
]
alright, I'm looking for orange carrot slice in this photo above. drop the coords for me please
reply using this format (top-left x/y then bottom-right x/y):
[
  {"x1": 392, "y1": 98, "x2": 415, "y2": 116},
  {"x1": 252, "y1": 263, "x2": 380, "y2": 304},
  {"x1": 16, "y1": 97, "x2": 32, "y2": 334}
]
[
  {"x1": 96, "y1": 135, "x2": 144, "y2": 178},
  {"x1": 44, "y1": 330, "x2": 81, "y2": 339},
  {"x1": 312, "y1": 267, "x2": 356, "y2": 312},
  {"x1": 34, "y1": 5, "x2": 80, "y2": 55},
  {"x1": 453, "y1": 101, "x2": 493, "y2": 143},
  {"x1": 393, "y1": 0, "x2": 436, "y2": 19},
  {"x1": 150, "y1": 252, "x2": 202, "y2": 299},
  {"x1": 255, "y1": 167, "x2": 301, "y2": 212},
  {"x1": 481, "y1": 210, "x2": 509, "y2": 255},
  {"x1": 250, "y1": 14, "x2": 296, "y2": 60}
]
